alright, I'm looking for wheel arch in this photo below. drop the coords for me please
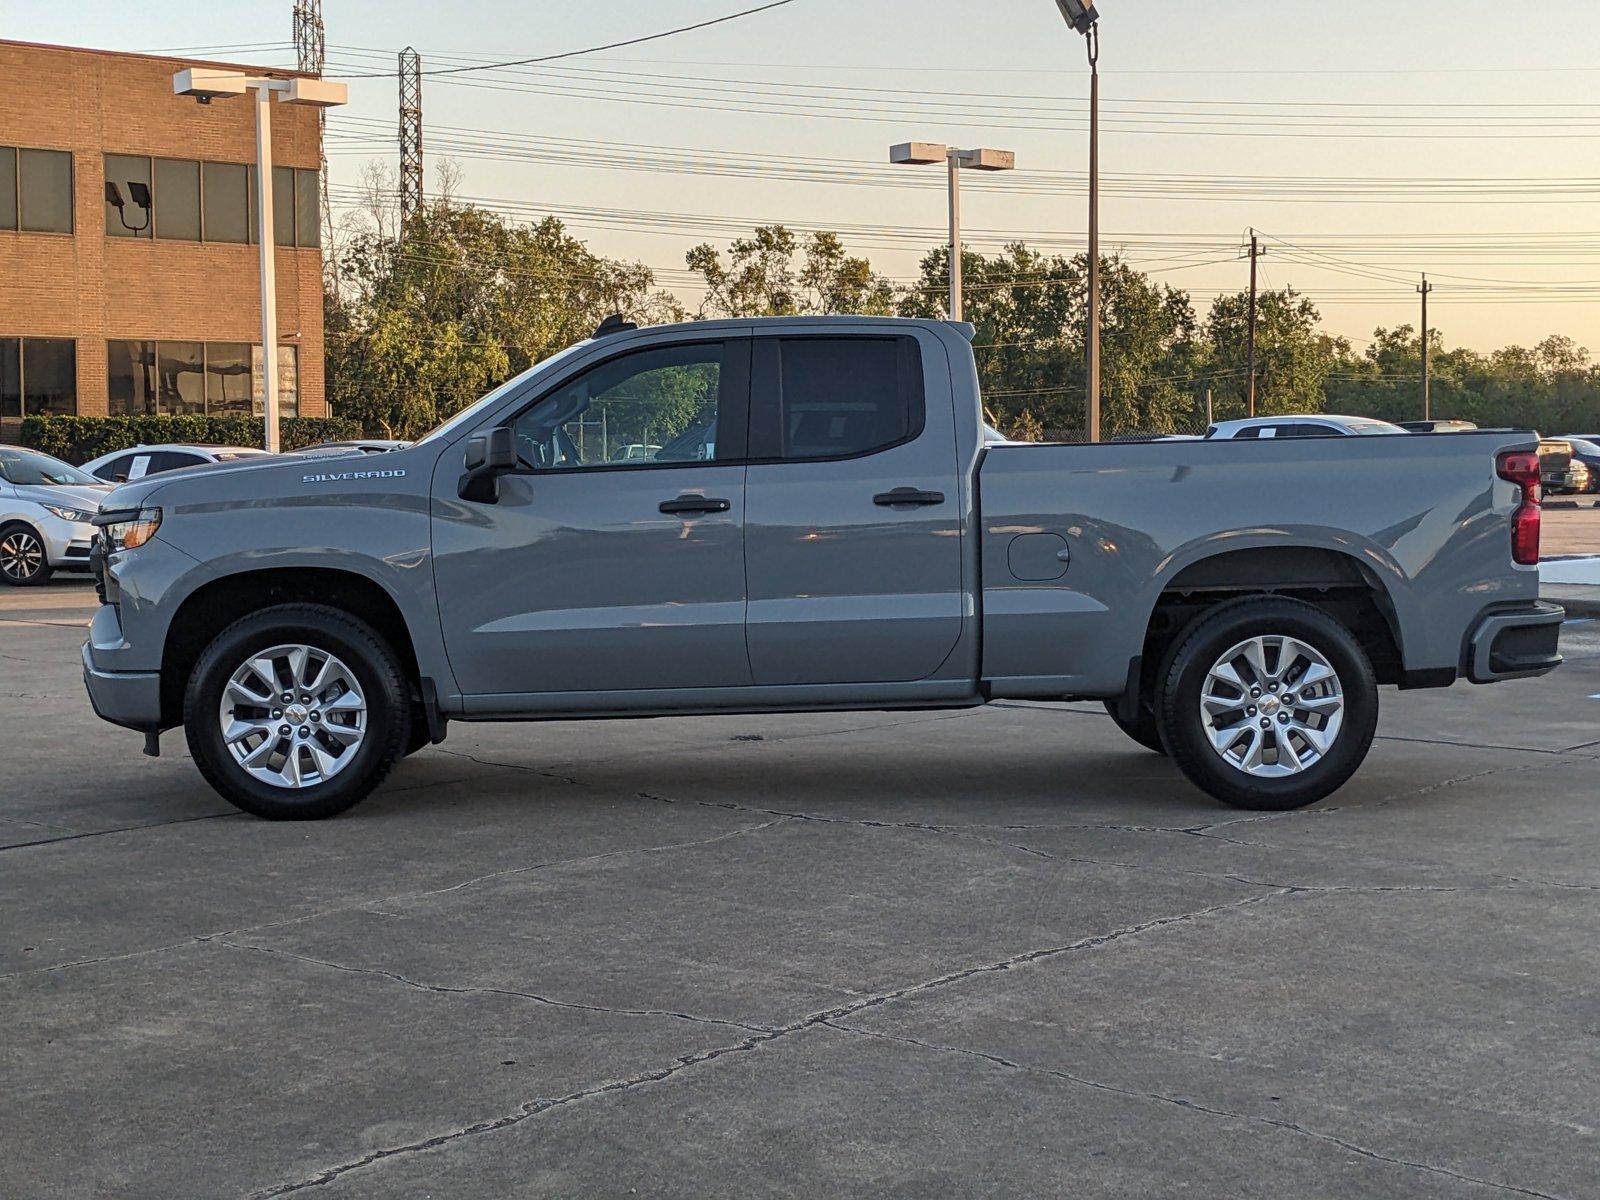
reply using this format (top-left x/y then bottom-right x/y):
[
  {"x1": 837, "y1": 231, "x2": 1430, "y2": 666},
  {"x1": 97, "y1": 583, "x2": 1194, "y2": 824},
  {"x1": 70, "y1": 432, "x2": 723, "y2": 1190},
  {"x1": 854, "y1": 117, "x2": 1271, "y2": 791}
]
[
  {"x1": 159, "y1": 567, "x2": 423, "y2": 728},
  {"x1": 1131, "y1": 545, "x2": 1408, "y2": 709}
]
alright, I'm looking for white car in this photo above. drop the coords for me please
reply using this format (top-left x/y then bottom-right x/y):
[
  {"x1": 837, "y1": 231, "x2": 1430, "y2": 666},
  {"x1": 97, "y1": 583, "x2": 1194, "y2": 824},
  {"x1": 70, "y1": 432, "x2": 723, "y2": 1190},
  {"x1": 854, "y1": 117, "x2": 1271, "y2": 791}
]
[
  {"x1": 81, "y1": 443, "x2": 270, "y2": 484},
  {"x1": 1206, "y1": 415, "x2": 1407, "y2": 439},
  {"x1": 0, "y1": 446, "x2": 108, "y2": 587}
]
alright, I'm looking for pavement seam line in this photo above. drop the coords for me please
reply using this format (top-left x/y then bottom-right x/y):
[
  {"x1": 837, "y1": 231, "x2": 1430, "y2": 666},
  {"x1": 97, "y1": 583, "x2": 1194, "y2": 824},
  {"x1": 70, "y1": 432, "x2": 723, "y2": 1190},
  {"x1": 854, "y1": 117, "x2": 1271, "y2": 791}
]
[
  {"x1": 249, "y1": 890, "x2": 1289, "y2": 1197},
  {"x1": 822, "y1": 1023, "x2": 1570, "y2": 1200},
  {"x1": 0, "y1": 817, "x2": 793, "y2": 983},
  {"x1": 215, "y1": 940, "x2": 771, "y2": 1033}
]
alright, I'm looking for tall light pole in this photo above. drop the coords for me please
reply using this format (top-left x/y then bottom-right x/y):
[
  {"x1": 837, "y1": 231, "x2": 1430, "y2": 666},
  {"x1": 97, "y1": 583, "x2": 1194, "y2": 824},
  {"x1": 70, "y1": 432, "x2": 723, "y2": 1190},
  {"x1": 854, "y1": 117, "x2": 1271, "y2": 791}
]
[
  {"x1": 890, "y1": 143, "x2": 1016, "y2": 322},
  {"x1": 1054, "y1": 0, "x2": 1101, "y2": 441},
  {"x1": 173, "y1": 69, "x2": 347, "y2": 453}
]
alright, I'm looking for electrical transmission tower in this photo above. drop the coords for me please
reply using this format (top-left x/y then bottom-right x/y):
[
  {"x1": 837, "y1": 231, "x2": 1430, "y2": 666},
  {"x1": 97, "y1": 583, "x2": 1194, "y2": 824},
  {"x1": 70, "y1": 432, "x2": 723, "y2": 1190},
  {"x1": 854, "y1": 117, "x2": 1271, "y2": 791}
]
[
  {"x1": 293, "y1": 1, "x2": 332, "y2": 252},
  {"x1": 398, "y1": 47, "x2": 423, "y2": 228}
]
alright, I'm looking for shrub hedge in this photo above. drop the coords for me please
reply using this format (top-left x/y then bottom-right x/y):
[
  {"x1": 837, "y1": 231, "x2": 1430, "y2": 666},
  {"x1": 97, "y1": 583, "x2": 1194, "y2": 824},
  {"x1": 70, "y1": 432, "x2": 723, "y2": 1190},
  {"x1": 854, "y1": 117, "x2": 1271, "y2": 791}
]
[{"x1": 16, "y1": 414, "x2": 362, "y2": 464}]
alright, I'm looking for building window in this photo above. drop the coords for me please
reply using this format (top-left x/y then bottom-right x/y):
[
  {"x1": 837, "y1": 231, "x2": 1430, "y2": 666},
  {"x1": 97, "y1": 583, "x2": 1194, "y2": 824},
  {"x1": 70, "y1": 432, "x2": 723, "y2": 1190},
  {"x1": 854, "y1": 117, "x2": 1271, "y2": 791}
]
[
  {"x1": 0, "y1": 338, "x2": 77, "y2": 416},
  {"x1": 202, "y1": 162, "x2": 249, "y2": 244},
  {"x1": 205, "y1": 342, "x2": 253, "y2": 414},
  {"x1": 2, "y1": 147, "x2": 73, "y2": 234},
  {"x1": 107, "y1": 340, "x2": 157, "y2": 415},
  {"x1": 253, "y1": 345, "x2": 300, "y2": 418},
  {"x1": 0, "y1": 147, "x2": 16, "y2": 231},
  {"x1": 108, "y1": 157, "x2": 319, "y2": 247},
  {"x1": 295, "y1": 168, "x2": 320, "y2": 248},
  {"x1": 156, "y1": 341, "x2": 207, "y2": 414},
  {"x1": 152, "y1": 158, "x2": 202, "y2": 241},
  {"x1": 108, "y1": 340, "x2": 299, "y2": 416},
  {"x1": 104, "y1": 154, "x2": 153, "y2": 239}
]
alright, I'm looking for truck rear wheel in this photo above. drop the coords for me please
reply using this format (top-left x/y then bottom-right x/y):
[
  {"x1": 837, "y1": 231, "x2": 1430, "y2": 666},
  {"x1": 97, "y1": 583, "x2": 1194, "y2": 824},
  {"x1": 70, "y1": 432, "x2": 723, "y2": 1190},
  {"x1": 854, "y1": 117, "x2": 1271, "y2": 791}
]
[
  {"x1": 183, "y1": 604, "x2": 411, "y2": 820},
  {"x1": 1156, "y1": 597, "x2": 1378, "y2": 811},
  {"x1": 1102, "y1": 700, "x2": 1167, "y2": 755}
]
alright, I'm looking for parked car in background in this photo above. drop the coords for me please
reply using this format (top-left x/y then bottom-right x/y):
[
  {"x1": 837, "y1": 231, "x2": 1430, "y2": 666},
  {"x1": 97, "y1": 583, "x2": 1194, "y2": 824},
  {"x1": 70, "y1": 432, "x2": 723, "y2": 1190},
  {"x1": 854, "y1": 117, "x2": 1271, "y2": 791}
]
[
  {"x1": 1556, "y1": 437, "x2": 1600, "y2": 493},
  {"x1": 1205, "y1": 415, "x2": 1407, "y2": 439},
  {"x1": 290, "y1": 440, "x2": 412, "y2": 458},
  {"x1": 1537, "y1": 439, "x2": 1587, "y2": 494},
  {"x1": 607, "y1": 443, "x2": 662, "y2": 463},
  {"x1": 1398, "y1": 419, "x2": 1478, "y2": 433},
  {"x1": 0, "y1": 446, "x2": 107, "y2": 586},
  {"x1": 82, "y1": 444, "x2": 270, "y2": 484}
]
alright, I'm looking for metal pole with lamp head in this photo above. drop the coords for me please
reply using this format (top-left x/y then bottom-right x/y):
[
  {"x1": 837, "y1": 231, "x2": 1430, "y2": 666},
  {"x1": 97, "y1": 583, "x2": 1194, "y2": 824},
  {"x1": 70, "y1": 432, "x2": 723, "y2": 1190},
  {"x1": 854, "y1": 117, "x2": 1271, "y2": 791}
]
[
  {"x1": 174, "y1": 69, "x2": 347, "y2": 453},
  {"x1": 891, "y1": 143, "x2": 1015, "y2": 323},
  {"x1": 1054, "y1": 0, "x2": 1101, "y2": 441}
]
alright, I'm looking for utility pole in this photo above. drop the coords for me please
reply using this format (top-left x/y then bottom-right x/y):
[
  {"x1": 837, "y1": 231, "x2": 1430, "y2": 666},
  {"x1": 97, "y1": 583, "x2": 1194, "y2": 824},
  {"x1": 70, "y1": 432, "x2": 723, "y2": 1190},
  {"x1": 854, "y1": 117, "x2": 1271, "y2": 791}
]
[
  {"x1": 292, "y1": 1, "x2": 329, "y2": 250},
  {"x1": 946, "y1": 149, "x2": 963, "y2": 321},
  {"x1": 1418, "y1": 273, "x2": 1434, "y2": 421},
  {"x1": 398, "y1": 47, "x2": 423, "y2": 229},
  {"x1": 1245, "y1": 230, "x2": 1265, "y2": 418},
  {"x1": 1085, "y1": 21, "x2": 1101, "y2": 443},
  {"x1": 1205, "y1": 386, "x2": 1213, "y2": 427}
]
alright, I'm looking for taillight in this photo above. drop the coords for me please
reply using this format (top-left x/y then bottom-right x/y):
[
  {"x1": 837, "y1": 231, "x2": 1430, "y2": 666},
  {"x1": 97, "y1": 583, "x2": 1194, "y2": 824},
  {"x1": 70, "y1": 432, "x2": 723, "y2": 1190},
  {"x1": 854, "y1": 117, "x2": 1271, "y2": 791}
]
[{"x1": 1496, "y1": 451, "x2": 1541, "y2": 566}]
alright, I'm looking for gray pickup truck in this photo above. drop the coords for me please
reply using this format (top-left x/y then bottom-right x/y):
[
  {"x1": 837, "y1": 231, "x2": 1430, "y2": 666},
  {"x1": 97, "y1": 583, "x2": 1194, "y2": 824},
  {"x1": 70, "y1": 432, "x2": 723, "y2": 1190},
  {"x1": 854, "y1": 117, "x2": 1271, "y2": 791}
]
[{"x1": 83, "y1": 316, "x2": 1562, "y2": 820}]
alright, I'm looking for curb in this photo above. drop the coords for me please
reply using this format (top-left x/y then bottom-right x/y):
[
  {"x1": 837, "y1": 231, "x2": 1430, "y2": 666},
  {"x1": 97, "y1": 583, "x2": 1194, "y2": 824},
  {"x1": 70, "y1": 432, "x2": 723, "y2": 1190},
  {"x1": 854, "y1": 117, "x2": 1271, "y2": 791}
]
[{"x1": 1542, "y1": 588, "x2": 1600, "y2": 619}]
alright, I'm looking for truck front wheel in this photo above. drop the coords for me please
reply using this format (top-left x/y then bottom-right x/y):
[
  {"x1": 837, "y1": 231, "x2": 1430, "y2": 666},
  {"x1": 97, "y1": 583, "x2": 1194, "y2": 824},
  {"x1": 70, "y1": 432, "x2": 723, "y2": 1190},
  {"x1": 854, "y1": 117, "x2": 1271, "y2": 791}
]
[
  {"x1": 183, "y1": 604, "x2": 412, "y2": 820},
  {"x1": 1157, "y1": 597, "x2": 1378, "y2": 811}
]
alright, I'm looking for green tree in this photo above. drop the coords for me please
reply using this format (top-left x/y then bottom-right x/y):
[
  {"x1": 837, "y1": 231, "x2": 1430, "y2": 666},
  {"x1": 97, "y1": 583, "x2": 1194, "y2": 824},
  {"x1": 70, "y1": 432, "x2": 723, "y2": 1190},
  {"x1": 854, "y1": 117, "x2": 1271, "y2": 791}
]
[
  {"x1": 327, "y1": 202, "x2": 681, "y2": 438},
  {"x1": 1204, "y1": 288, "x2": 1335, "y2": 419},
  {"x1": 686, "y1": 225, "x2": 893, "y2": 317}
]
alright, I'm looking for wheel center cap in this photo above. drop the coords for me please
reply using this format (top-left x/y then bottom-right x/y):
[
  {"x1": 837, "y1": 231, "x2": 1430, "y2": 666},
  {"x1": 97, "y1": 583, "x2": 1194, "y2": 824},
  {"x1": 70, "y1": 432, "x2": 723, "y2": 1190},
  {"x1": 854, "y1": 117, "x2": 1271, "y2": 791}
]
[
  {"x1": 284, "y1": 703, "x2": 309, "y2": 725},
  {"x1": 1259, "y1": 694, "x2": 1282, "y2": 716}
]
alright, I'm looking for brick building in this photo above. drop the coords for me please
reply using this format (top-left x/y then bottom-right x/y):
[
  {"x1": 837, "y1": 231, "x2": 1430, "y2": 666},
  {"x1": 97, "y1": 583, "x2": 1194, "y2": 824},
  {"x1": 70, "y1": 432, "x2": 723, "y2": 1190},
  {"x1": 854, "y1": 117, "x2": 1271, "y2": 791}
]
[{"x1": 0, "y1": 39, "x2": 328, "y2": 443}]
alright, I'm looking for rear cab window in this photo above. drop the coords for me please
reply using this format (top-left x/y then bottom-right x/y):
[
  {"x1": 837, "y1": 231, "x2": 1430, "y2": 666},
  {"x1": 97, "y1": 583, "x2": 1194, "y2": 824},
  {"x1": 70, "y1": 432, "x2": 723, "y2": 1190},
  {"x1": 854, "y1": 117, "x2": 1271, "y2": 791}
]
[{"x1": 750, "y1": 336, "x2": 925, "y2": 461}]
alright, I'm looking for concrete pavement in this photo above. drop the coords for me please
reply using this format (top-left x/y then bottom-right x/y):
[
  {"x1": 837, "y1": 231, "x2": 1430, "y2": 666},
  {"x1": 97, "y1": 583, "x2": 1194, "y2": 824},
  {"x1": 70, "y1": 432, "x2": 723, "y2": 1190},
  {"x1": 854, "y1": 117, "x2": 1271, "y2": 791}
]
[{"x1": 2, "y1": 579, "x2": 1598, "y2": 1198}]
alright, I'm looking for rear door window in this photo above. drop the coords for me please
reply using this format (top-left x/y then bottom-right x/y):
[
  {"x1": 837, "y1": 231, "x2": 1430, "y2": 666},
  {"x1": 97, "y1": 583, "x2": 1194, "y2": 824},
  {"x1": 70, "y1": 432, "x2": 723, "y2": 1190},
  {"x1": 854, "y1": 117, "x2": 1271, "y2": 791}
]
[
  {"x1": 148, "y1": 451, "x2": 206, "y2": 473},
  {"x1": 751, "y1": 336, "x2": 925, "y2": 461}
]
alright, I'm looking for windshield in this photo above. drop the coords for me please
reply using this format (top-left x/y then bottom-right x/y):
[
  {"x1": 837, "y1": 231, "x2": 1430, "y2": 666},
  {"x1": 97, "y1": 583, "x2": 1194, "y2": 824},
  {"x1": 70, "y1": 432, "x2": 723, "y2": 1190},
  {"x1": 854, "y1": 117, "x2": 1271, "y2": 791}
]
[
  {"x1": 413, "y1": 341, "x2": 594, "y2": 447},
  {"x1": 0, "y1": 447, "x2": 99, "y2": 487}
]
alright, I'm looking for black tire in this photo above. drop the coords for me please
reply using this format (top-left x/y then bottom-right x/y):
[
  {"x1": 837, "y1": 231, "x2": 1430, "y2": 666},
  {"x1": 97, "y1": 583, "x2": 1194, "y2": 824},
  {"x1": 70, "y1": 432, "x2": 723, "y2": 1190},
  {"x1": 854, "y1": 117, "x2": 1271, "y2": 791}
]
[
  {"x1": 1157, "y1": 596, "x2": 1378, "y2": 812},
  {"x1": 0, "y1": 523, "x2": 54, "y2": 587},
  {"x1": 183, "y1": 604, "x2": 411, "y2": 820},
  {"x1": 1102, "y1": 700, "x2": 1167, "y2": 755}
]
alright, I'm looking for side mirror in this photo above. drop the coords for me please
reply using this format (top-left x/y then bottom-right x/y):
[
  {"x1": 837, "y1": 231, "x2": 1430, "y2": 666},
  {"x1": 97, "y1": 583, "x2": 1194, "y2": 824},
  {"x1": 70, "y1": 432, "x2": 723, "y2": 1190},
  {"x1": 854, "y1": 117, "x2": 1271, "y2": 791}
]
[{"x1": 459, "y1": 426, "x2": 518, "y2": 502}]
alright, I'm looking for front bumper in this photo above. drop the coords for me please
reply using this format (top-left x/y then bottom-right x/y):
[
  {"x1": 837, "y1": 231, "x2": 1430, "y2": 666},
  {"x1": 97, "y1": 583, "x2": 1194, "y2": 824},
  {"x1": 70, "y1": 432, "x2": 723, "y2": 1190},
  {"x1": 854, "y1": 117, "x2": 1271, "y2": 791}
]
[
  {"x1": 37, "y1": 513, "x2": 96, "y2": 570},
  {"x1": 82, "y1": 604, "x2": 162, "y2": 732},
  {"x1": 1466, "y1": 602, "x2": 1564, "y2": 683}
]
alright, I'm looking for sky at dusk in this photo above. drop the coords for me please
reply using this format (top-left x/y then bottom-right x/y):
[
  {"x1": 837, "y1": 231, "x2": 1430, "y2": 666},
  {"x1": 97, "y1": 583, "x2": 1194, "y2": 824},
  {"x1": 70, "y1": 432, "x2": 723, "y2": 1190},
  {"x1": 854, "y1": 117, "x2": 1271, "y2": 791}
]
[{"x1": 10, "y1": 0, "x2": 1600, "y2": 352}]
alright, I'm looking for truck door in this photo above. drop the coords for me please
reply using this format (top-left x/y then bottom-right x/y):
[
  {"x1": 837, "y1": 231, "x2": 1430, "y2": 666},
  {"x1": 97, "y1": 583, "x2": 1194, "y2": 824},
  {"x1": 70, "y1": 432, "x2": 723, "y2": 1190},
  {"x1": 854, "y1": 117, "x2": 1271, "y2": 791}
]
[
  {"x1": 432, "y1": 335, "x2": 753, "y2": 697},
  {"x1": 742, "y1": 331, "x2": 963, "y2": 685}
]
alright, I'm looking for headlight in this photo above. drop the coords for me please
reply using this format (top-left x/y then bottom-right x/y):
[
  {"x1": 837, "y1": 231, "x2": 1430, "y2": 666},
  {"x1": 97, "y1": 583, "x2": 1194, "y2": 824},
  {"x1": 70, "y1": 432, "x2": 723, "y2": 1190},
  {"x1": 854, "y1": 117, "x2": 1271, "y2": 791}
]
[
  {"x1": 94, "y1": 507, "x2": 163, "y2": 553},
  {"x1": 43, "y1": 504, "x2": 97, "y2": 523}
]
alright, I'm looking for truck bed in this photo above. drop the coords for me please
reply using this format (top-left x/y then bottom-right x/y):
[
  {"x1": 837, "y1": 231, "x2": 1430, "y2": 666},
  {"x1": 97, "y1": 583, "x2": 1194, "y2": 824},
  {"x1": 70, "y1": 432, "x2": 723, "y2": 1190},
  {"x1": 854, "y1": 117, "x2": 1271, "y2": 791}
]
[{"x1": 976, "y1": 431, "x2": 1541, "y2": 697}]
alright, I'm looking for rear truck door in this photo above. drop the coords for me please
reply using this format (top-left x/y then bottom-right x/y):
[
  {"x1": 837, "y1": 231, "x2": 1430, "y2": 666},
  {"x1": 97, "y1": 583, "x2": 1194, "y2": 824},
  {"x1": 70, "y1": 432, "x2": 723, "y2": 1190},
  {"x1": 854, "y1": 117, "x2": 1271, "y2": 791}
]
[
  {"x1": 431, "y1": 333, "x2": 754, "y2": 697},
  {"x1": 742, "y1": 328, "x2": 963, "y2": 685}
]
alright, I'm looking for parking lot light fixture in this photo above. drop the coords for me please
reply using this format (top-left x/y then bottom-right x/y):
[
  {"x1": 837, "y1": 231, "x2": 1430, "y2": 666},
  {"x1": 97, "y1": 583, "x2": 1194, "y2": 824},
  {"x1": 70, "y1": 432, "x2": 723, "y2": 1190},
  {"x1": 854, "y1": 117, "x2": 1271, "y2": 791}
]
[
  {"x1": 1052, "y1": 0, "x2": 1102, "y2": 442},
  {"x1": 173, "y1": 68, "x2": 348, "y2": 452},
  {"x1": 890, "y1": 142, "x2": 1016, "y2": 322}
]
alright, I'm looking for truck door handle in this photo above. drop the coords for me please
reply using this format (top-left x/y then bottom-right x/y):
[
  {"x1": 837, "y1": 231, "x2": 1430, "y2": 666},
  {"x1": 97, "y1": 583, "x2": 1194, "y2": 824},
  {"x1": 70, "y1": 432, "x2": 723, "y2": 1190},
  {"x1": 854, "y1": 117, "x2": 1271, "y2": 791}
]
[
  {"x1": 874, "y1": 487, "x2": 946, "y2": 508},
  {"x1": 659, "y1": 494, "x2": 732, "y2": 516}
]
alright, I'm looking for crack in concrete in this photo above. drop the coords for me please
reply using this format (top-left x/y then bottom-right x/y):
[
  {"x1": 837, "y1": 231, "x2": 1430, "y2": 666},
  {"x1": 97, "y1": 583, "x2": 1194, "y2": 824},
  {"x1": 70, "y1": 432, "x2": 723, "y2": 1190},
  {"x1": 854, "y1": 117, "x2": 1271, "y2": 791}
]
[
  {"x1": 0, "y1": 809, "x2": 241, "y2": 855},
  {"x1": 217, "y1": 940, "x2": 770, "y2": 1034},
  {"x1": 251, "y1": 890, "x2": 1289, "y2": 1196},
  {"x1": 824, "y1": 1022, "x2": 1570, "y2": 1200},
  {"x1": 0, "y1": 817, "x2": 792, "y2": 983}
]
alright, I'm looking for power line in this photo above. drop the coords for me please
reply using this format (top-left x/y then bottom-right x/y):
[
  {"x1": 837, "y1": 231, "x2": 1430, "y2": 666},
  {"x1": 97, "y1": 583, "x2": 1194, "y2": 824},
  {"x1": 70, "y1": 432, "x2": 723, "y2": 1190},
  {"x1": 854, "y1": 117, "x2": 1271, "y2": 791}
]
[{"x1": 334, "y1": 2, "x2": 802, "y2": 79}]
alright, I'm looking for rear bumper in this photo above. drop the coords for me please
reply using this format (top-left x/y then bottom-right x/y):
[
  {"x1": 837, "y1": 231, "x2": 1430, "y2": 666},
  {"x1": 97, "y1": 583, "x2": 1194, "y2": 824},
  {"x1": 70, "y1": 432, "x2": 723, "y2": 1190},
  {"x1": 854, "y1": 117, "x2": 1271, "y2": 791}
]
[
  {"x1": 1466, "y1": 602, "x2": 1564, "y2": 683},
  {"x1": 82, "y1": 639, "x2": 162, "y2": 732}
]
